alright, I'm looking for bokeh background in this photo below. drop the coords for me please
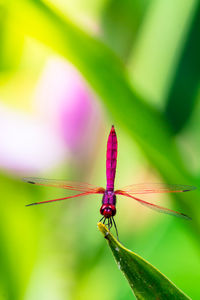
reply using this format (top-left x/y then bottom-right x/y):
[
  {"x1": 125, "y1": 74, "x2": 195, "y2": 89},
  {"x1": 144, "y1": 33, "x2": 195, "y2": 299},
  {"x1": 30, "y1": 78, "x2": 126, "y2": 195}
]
[{"x1": 0, "y1": 0, "x2": 200, "y2": 299}]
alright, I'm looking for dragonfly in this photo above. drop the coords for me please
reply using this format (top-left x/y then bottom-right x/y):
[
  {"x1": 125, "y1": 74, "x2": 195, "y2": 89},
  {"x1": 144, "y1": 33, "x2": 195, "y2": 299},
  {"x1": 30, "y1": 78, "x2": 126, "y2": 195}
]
[{"x1": 24, "y1": 125, "x2": 196, "y2": 239}]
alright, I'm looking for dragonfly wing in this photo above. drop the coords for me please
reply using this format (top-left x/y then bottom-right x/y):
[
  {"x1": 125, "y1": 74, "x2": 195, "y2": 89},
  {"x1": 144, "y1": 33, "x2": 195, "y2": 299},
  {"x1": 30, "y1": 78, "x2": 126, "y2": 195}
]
[
  {"x1": 23, "y1": 177, "x2": 105, "y2": 193},
  {"x1": 26, "y1": 191, "x2": 95, "y2": 206},
  {"x1": 115, "y1": 183, "x2": 196, "y2": 195},
  {"x1": 116, "y1": 191, "x2": 191, "y2": 220}
]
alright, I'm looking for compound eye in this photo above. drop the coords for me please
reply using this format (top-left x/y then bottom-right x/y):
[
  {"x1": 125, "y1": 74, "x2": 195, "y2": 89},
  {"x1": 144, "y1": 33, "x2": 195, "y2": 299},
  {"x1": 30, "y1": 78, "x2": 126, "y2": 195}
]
[
  {"x1": 103, "y1": 208, "x2": 112, "y2": 218},
  {"x1": 100, "y1": 204, "x2": 116, "y2": 218}
]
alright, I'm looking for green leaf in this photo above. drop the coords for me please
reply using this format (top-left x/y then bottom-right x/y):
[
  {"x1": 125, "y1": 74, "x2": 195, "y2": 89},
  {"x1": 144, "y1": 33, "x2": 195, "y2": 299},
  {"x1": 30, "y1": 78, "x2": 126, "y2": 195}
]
[
  {"x1": 127, "y1": 0, "x2": 198, "y2": 105},
  {"x1": 101, "y1": 0, "x2": 151, "y2": 61},
  {"x1": 164, "y1": 2, "x2": 200, "y2": 134},
  {"x1": 98, "y1": 222, "x2": 191, "y2": 300}
]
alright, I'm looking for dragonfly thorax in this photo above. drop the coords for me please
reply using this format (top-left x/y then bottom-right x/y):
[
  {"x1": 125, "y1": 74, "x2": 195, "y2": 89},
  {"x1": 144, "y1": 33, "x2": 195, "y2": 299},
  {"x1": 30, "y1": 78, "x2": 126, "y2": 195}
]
[{"x1": 100, "y1": 191, "x2": 116, "y2": 218}]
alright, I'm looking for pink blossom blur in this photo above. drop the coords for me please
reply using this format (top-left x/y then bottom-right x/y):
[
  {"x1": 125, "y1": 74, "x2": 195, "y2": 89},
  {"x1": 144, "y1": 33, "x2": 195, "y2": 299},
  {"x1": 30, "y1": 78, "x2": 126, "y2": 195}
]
[{"x1": 0, "y1": 57, "x2": 102, "y2": 174}]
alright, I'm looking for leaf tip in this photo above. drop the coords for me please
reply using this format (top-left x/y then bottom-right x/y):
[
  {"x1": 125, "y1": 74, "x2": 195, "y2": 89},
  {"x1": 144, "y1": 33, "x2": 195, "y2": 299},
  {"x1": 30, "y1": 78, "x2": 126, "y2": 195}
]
[{"x1": 97, "y1": 222, "x2": 110, "y2": 239}]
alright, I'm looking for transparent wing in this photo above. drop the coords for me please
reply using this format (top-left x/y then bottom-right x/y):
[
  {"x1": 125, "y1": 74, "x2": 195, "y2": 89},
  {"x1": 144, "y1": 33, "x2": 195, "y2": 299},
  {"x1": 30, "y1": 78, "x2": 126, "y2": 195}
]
[
  {"x1": 23, "y1": 177, "x2": 105, "y2": 193},
  {"x1": 116, "y1": 191, "x2": 191, "y2": 220},
  {"x1": 115, "y1": 183, "x2": 196, "y2": 195},
  {"x1": 26, "y1": 191, "x2": 94, "y2": 206}
]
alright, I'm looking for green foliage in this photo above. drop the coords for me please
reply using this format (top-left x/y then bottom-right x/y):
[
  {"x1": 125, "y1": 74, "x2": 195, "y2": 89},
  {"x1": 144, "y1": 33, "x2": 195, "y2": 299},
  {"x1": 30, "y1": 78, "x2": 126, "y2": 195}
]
[
  {"x1": 98, "y1": 222, "x2": 191, "y2": 300},
  {"x1": 0, "y1": 174, "x2": 39, "y2": 300},
  {"x1": 0, "y1": 2, "x2": 24, "y2": 74},
  {"x1": 101, "y1": 0, "x2": 151, "y2": 60},
  {"x1": 165, "y1": 2, "x2": 200, "y2": 134}
]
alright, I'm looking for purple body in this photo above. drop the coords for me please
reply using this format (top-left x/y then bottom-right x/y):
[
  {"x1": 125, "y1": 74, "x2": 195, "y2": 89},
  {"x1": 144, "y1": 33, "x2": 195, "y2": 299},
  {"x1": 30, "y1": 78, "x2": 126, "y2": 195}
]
[
  {"x1": 106, "y1": 125, "x2": 117, "y2": 191},
  {"x1": 100, "y1": 126, "x2": 117, "y2": 219}
]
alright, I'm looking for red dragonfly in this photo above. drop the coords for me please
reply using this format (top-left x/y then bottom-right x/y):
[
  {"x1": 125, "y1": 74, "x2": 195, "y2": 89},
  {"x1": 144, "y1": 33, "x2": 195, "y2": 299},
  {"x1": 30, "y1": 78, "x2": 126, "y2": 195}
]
[{"x1": 24, "y1": 125, "x2": 195, "y2": 238}]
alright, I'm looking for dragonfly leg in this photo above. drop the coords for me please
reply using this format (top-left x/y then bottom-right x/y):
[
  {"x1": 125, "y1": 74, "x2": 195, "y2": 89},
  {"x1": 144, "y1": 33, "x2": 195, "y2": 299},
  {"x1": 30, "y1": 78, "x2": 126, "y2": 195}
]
[
  {"x1": 107, "y1": 218, "x2": 110, "y2": 229},
  {"x1": 112, "y1": 217, "x2": 119, "y2": 241},
  {"x1": 99, "y1": 216, "x2": 119, "y2": 240},
  {"x1": 110, "y1": 217, "x2": 113, "y2": 230},
  {"x1": 108, "y1": 217, "x2": 112, "y2": 231},
  {"x1": 99, "y1": 216, "x2": 105, "y2": 223}
]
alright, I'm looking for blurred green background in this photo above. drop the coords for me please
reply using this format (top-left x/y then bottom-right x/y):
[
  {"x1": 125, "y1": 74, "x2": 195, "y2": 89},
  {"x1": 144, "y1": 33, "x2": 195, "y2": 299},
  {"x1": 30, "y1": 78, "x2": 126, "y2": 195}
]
[{"x1": 0, "y1": 0, "x2": 200, "y2": 299}]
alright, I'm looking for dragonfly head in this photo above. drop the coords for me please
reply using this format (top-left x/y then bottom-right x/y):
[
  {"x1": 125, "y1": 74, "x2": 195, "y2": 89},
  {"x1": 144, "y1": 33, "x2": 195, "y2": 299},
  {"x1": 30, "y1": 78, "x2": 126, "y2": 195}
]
[{"x1": 100, "y1": 204, "x2": 116, "y2": 218}]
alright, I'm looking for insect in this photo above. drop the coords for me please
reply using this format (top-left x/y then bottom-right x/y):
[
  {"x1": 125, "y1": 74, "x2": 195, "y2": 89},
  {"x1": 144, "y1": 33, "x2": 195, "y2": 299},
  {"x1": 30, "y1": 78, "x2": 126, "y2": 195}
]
[{"x1": 24, "y1": 125, "x2": 195, "y2": 239}]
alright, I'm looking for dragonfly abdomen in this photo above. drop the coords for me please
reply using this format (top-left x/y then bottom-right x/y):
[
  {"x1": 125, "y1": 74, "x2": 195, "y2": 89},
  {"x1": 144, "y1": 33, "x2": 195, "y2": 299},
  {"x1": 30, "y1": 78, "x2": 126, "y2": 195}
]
[{"x1": 106, "y1": 126, "x2": 117, "y2": 191}]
